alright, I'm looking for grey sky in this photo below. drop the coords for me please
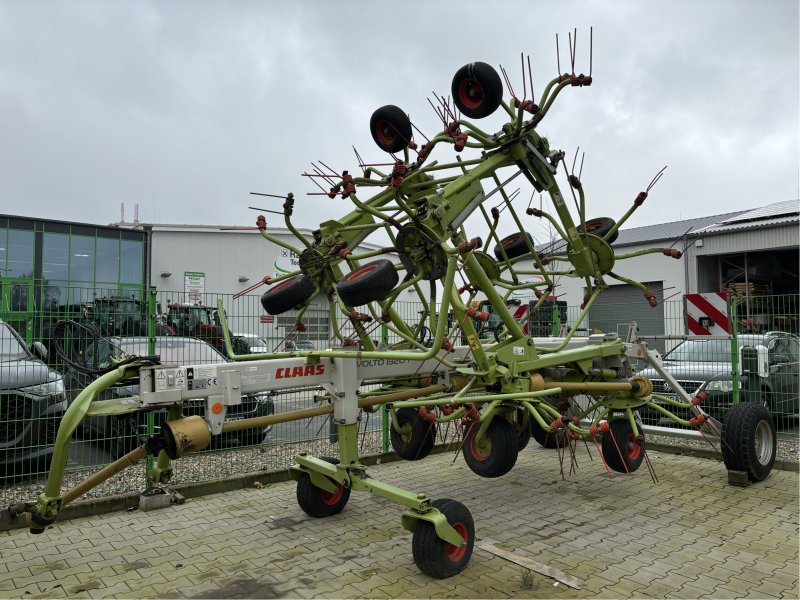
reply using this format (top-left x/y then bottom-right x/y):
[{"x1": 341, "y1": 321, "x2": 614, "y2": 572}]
[{"x1": 1, "y1": 0, "x2": 797, "y2": 244}]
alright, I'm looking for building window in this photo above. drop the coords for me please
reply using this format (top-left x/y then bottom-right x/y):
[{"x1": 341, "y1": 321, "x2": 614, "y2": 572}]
[
  {"x1": 96, "y1": 237, "x2": 120, "y2": 283},
  {"x1": 70, "y1": 235, "x2": 95, "y2": 282},
  {"x1": 43, "y1": 233, "x2": 70, "y2": 280},
  {"x1": 5, "y1": 229, "x2": 34, "y2": 278},
  {"x1": 120, "y1": 239, "x2": 143, "y2": 284}
]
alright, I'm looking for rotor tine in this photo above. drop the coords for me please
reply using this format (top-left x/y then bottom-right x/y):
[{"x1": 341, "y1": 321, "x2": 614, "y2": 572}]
[
  {"x1": 453, "y1": 420, "x2": 474, "y2": 464},
  {"x1": 582, "y1": 437, "x2": 594, "y2": 461},
  {"x1": 646, "y1": 165, "x2": 668, "y2": 192},
  {"x1": 643, "y1": 447, "x2": 658, "y2": 484},
  {"x1": 527, "y1": 54, "x2": 535, "y2": 103},
  {"x1": 520, "y1": 52, "x2": 527, "y2": 101},
  {"x1": 315, "y1": 412, "x2": 331, "y2": 436},
  {"x1": 556, "y1": 33, "x2": 561, "y2": 77},
  {"x1": 571, "y1": 146, "x2": 580, "y2": 174},
  {"x1": 593, "y1": 435, "x2": 613, "y2": 477},
  {"x1": 578, "y1": 152, "x2": 586, "y2": 180}
]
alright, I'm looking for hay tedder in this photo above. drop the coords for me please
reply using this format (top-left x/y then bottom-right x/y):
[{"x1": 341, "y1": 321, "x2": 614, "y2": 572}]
[{"x1": 4, "y1": 35, "x2": 777, "y2": 578}]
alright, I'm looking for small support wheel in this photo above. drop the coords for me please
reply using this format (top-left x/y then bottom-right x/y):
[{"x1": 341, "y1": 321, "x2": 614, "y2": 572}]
[
  {"x1": 261, "y1": 275, "x2": 315, "y2": 315},
  {"x1": 451, "y1": 62, "x2": 503, "y2": 119},
  {"x1": 412, "y1": 499, "x2": 474, "y2": 579},
  {"x1": 493, "y1": 232, "x2": 535, "y2": 261},
  {"x1": 722, "y1": 402, "x2": 776, "y2": 482},
  {"x1": 296, "y1": 457, "x2": 351, "y2": 518},
  {"x1": 462, "y1": 417, "x2": 518, "y2": 477},
  {"x1": 336, "y1": 260, "x2": 399, "y2": 307},
  {"x1": 390, "y1": 407, "x2": 436, "y2": 461},
  {"x1": 370, "y1": 105, "x2": 412, "y2": 153},
  {"x1": 601, "y1": 419, "x2": 644, "y2": 473},
  {"x1": 579, "y1": 217, "x2": 619, "y2": 244}
]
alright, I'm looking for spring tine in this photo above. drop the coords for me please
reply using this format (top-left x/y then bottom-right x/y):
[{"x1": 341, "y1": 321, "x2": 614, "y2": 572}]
[
  {"x1": 520, "y1": 52, "x2": 527, "y2": 101},
  {"x1": 249, "y1": 191, "x2": 286, "y2": 199},
  {"x1": 571, "y1": 146, "x2": 580, "y2": 174},
  {"x1": 569, "y1": 30, "x2": 576, "y2": 74},
  {"x1": 642, "y1": 446, "x2": 659, "y2": 484},
  {"x1": 593, "y1": 435, "x2": 613, "y2": 477},
  {"x1": 556, "y1": 33, "x2": 561, "y2": 76},
  {"x1": 589, "y1": 26, "x2": 593, "y2": 77},
  {"x1": 453, "y1": 420, "x2": 474, "y2": 464},
  {"x1": 578, "y1": 152, "x2": 585, "y2": 180},
  {"x1": 557, "y1": 435, "x2": 566, "y2": 480},
  {"x1": 527, "y1": 55, "x2": 535, "y2": 103},
  {"x1": 315, "y1": 412, "x2": 331, "y2": 437},
  {"x1": 582, "y1": 437, "x2": 594, "y2": 461},
  {"x1": 646, "y1": 165, "x2": 668, "y2": 192}
]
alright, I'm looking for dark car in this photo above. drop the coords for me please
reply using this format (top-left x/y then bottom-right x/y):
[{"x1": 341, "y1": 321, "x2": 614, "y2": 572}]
[
  {"x1": 637, "y1": 332, "x2": 799, "y2": 422},
  {"x1": 66, "y1": 336, "x2": 274, "y2": 458},
  {"x1": 0, "y1": 319, "x2": 67, "y2": 477},
  {"x1": 285, "y1": 340, "x2": 315, "y2": 351}
]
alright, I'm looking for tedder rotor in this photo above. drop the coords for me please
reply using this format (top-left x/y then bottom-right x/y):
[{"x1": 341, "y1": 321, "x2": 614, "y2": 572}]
[{"x1": 4, "y1": 34, "x2": 777, "y2": 579}]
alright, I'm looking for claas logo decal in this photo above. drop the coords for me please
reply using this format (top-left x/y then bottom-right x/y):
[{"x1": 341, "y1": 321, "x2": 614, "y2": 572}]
[{"x1": 275, "y1": 364, "x2": 325, "y2": 379}]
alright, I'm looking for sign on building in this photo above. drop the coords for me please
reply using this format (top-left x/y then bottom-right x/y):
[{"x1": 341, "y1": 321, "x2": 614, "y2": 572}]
[{"x1": 184, "y1": 271, "x2": 205, "y2": 304}]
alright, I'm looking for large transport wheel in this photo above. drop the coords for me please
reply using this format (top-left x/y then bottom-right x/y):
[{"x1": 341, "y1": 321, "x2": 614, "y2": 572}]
[
  {"x1": 514, "y1": 409, "x2": 532, "y2": 451},
  {"x1": 370, "y1": 105, "x2": 412, "y2": 153},
  {"x1": 261, "y1": 275, "x2": 315, "y2": 315},
  {"x1": 412, "y1": 499, "x2": 474, "y2": 579},
  {"x1": 721, "y1": 402, "x2": 776, "y2": 482},
  {"x1": 601, "y1": 419, "x2": 644, "y2": 474},
  {"x1": 493, "y1": 232, "x2": 535, "y2": 261},
  {"x1": 531, "y1": 418, "x2": 568, "y2": 449},
  {"x1": 296, "y1": 457, "x2": 351, "y2": 518},
  {"x1": 462, "y1": 417, "x2": 518, "y2": 477},
  {"x1": 579, "y1": 217, "x2": 619, "y2": 244},
  {"x1": 451, "y1": 62, "x2": 503, "y2": 119},
  {"x1": 390, "y1": 407, "x2": 436, "y2": 461},
  {"x1": 336, "y1": 260, "x2": 399, "y2": 307}
]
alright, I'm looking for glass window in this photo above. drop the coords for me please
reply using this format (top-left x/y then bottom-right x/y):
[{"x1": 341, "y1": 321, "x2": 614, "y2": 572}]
[
  {"x1": 96, "y1": 237, "x2": 120, "y2": 282},
  {"x1": 120, "y1": 240, "x2": 143, "y2": 284},
  {"x1": 42, "y1": 281, "x2": 69, "y2": 313},
  {"x1": 6, "y1": 229, "x2": 34, "y2": 278},
  {"x1": 43, "y1": 233, "x2": 70, "y2": 280},
  {"x1": 0, "y1": 229, "x2": 6, "y2": 274},
  {"x1": 70, "y1": 235, "x2": 95, "y2": 282}
]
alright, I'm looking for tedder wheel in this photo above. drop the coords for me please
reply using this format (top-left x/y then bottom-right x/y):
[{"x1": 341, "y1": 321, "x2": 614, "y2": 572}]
[
  {"x1": 493, "y1": 232, "x2": 535, "y2": 261},
  {"x1": 462, "y1": 417, "x2": 518, "y2": 477},
  {"x1": 336, "y1": 260, "x2": 399, "y2": 307},
  {"x1": 451, "y1": 62, "x2": 503, "y2": 119},
  {"x1": 531, "y1": 417, "x2": 568, "y2": 449},
  {"x1": 412, "y1": 498, "x2": 474, "y2": 579},
  {"x1": 261, "y1": 275, "x2": 315, "y2": 315},
  {"x1": 296, "y1": 457, "x2": 351, "y2": 518},
  {"x1": 390, "y1": 407, "x2": 437, "y2": 461},
  {"x1": 721, "y1": 402, "x2": 776, "y2": 482},
  {"x1": 370, "y1": 105, "x2": 412, "y2": 153},
  {"x1": 601, "y1": 419, "x2": 645, "y2": 474},
  {"x1": 579, "y1": 217, "x2": 619, "y2": 244},
  {"x1": 514, "y1": 409, "x2": 532, "y2": 451}
]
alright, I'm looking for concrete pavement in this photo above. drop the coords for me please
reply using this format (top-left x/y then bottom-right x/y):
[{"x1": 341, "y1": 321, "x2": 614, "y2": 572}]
[{"x1": 1, "y1": 446, "x2": 798, "y2": 599}]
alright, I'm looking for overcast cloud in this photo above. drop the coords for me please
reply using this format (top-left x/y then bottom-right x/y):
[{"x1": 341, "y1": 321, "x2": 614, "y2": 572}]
[{"x1": 0, "y1": 0, "x2": 797, "y2": 243}]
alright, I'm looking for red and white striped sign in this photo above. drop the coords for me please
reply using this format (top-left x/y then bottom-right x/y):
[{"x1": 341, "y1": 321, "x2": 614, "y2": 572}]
[{"x1": 685, "y1": 292, "x2": 730, "y2": 335}]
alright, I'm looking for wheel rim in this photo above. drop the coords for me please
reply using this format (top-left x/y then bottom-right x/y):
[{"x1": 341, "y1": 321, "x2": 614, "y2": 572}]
[
  {"x1": 374, "y1": 121, "x2": 397, "y2": 147},
  {"x1": 625, "y1": 434, "x2": 641, "y2": 461},
  {"x1": 754, "y1": 419, "x2": 774, "y2": 466},
  {"x1": 469, "y1": 431, "x2": 492, "y2": 461},
  {"x1": 321, "y1": 479, "x2": 344, "y2": 505},
  {"x1": 458, "y1": 79, "x2": 484, "y2": 110},
  {"x1": 445, "y1": 522, "x2": 469, "y2": 562}
]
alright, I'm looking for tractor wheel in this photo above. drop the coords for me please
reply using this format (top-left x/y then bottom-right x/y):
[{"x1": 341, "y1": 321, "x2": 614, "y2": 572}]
[
  {"x1": 390, "y1": 407, "x2": 436, "y2": 461},
  {"x1": 493, "y1": 232, "x2": 535, "y2": 261},
  {"x1": 261, "y1": 275, "x2": 315, "y2": 315},
  {"x1": 370, "y1": 105, "x2": 412, "y2": 153},
  {"x1": 513, "y1": 409, "x2": 532, "y2": 451},
  {"x1": 531, "y1": 415, "x2": 568, "y2": 449},
  {"x1": 336, "y1": 260, "x2": 399, "y2": 307},
  {"x1": 296, "y1": 457, "x2": 350, "y2": 518},
  {"x1": 721, "y1": 402, "x2": 776, "y2": 482},
  {"x1": 579, "y1": 217, "x2": 619, "y2": 244},
  {"x1": 412, "y1": 499, "x2": 474, "y2": 579},
  {"x1": 601, "y1": 419, "x2": 644, "y2": 473},
  {"x1": 451, "y1": 62, "x2": 503, "y2": 119},
  {"x1": 462, "y1": 417, "x2": 518, "y2": 477}
]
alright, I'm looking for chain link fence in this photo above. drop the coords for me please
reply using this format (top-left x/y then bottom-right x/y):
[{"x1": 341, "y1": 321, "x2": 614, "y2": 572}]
[{"x1": 2, "y1": 286, "x2": 797, "y2": 506}]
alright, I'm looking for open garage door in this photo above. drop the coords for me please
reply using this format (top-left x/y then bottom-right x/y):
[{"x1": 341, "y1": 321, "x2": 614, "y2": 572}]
[{"x1": 588, "y1": 281, "x2": 665, "y2": 353}]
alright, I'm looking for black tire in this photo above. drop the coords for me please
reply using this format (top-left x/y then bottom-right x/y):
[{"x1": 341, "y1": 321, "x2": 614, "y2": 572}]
[
  {"x1": 451, "y1": 62, "x2": 503, "y2": 119},
  {"x1": 462, "y1": 417, "x2": 518, "y2": 477},
  {"x1": 390, "y1": 407, "x2": 436, "y2": 461},
  {"x1": 337, "y1": 260, "x2": 399, "y2": 307},
  {"x1": 601, "y1": 419, "x2": 644, "y2": 474},
  {"x1": 412, "y1": 499, "x2": 474, "y2": 579},
  {"x1": 296, "y1": 457, "x2": 351, "y2": 517},
  {"x1": 513, "y1": 409, "x2": 532, "y2": 451},
  {"x1": 370, "y1": 105, "x2": 412, "y2": 153},
  {"x1": 261, "y1": 275, "x2": 315, "y2": 315},
  {"x1": 579, "y1": 217, "x2": 619, "y2": 244},
  {"x1": 493, "y1": 232, "x2": 534, "y2": 261},
  {"x1": 722, "y1": 402, "x2": 776, "y2": 482},
  {"x1": 530, "y1": 414, "x2": 568, "y2": 449}
]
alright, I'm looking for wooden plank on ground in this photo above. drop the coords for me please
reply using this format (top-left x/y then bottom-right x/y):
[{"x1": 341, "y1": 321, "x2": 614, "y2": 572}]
[{"x1": 475, "y1": 540, "x2": 584, "y2": 590}]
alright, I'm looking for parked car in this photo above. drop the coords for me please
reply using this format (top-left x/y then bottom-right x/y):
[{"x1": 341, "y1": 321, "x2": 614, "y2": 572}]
[
  {"x1": 285, "y1": 340, "x2": 315, "y2": 352},
  {"x1": 0, "y1": 319, "x2": 67, "y2": 478},
  {"x1": 65, "y1": 336, "x2": 274, "y2": 458},
  {"x1": 637, "y1": 332, "x2": 799, "y2": 423},
  {"x1": 232, "y1": 333, "x2": 273, "y2": 354}
]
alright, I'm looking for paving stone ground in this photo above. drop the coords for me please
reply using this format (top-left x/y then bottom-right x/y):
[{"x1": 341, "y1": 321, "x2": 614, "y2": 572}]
[{"x1": 1, "y1": 447, "x2": 798, "y2": 599}]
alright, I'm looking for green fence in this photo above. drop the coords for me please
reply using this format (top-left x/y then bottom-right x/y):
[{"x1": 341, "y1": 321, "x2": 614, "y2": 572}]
[{"x1": 1, "y1": 287, "x2": 797, "y2": 505}]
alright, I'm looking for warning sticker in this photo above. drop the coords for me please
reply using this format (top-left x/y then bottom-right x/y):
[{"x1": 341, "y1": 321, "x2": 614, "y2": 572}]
[
  {"x1": 175, "y1": 369, "x2": 185, "y2": 390},
  {"x1": 156, "y1": 370, "x2": 167, "y2": 390}
]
